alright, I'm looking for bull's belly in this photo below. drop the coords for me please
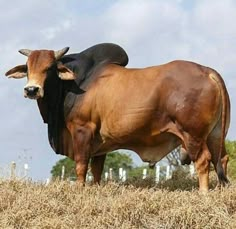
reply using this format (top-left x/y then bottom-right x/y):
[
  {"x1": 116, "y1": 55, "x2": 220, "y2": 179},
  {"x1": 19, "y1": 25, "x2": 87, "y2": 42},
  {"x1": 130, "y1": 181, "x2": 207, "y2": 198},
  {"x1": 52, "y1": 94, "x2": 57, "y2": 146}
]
[
  {"x1": 93, "y1": 132, "x2": 181, "y2": 163},
  {"x1": 129, "y1": 133, "x2": 181, "y2": 163}
]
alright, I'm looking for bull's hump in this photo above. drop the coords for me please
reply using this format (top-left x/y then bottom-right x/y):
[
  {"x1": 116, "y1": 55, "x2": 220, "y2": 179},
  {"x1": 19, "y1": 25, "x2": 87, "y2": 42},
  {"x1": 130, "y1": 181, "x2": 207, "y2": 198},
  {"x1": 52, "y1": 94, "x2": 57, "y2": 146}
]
[{"x1": 61, "y1": 43, "x2": 129, "y2": 90}]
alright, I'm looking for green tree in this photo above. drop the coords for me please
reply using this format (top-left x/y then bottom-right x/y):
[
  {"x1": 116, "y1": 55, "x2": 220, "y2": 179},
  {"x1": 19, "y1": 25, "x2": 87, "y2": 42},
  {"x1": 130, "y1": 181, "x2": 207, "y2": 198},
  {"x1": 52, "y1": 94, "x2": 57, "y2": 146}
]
[
  {"x1": 50, "y1": 157, "x2": 76, "y2": 180},
  {"x1": 225, "y1": 140, "x2": 236, "y2": 179},
  {"x1": 50, "y1": 151, "x2": 134, "y2": 180},
  {"x1": 103, "y1": 151, "x2": 133, "y2": 175}
]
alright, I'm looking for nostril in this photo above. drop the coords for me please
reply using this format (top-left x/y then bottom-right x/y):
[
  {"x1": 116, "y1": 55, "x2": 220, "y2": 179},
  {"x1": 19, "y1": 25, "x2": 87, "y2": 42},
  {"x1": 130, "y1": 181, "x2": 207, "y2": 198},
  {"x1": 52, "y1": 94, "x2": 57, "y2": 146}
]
[{"x1": 25, "y1": 86, "x2": 39, "y2": 96}]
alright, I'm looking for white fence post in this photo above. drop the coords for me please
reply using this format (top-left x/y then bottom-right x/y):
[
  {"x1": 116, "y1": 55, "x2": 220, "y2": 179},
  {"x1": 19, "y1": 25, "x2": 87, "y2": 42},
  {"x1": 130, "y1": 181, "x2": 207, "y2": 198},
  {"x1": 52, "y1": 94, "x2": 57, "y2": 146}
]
[
  {"x1": 189, "y1": 163, "x2": 195, "y2": 177},
  {"x1": 166, "y1": 165, "x2": 172, "y2": 180},
  {"x1": 46, "y1": 178, "x2": 50, "y2": 185},
  {"x1": 109, "y1": 168, "x2": 113, "y2": 180},
  {"x1": 10, "y1": 161, "x2": 16, "y2": 179},
  {"x1": 122, "y1": 170, "x2": 127, "y2": 182},
  {"x1": 87, "y1": 175, "x2": 93, "y2": 182},
  {"x1": 104, "y1": 172, "x2": 109, "y2": 181},
  {"x1": 119, "y1": 167, "x2": 123, "y2": 180},
  {"x1": 142, "y1": 168, "x2": 147, "y2": 179},
  {"x1": 155, "y1": 165, "x2": 160, "y2": 183},
  {"x1": 24, "y1": 163, "x2": 29, "y2": 178},
  {"x1": 61, "y1": 165, "x2": 65, "y2": 180}
]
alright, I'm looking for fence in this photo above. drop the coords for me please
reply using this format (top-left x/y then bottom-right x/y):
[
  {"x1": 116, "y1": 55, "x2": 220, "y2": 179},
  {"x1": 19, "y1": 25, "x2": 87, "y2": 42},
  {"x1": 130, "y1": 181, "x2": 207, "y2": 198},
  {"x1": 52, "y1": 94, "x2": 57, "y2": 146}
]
[
  {"x1": 87, "y1": 163, "x2": 196, "y2": 183},
  {"x1": 0, "y1": 161, "x2": 29, "y2": 180},
  {"x1": 0, "y1": 161, "x2": 195, "y2": 184}
]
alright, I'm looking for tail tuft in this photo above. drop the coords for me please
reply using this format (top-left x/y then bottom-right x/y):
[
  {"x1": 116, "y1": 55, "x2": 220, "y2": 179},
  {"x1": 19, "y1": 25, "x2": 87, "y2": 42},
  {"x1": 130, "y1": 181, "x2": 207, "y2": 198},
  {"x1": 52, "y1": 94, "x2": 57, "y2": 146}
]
[{"x1": 217, "y1": 162, "x2": 229, "y2": 186}]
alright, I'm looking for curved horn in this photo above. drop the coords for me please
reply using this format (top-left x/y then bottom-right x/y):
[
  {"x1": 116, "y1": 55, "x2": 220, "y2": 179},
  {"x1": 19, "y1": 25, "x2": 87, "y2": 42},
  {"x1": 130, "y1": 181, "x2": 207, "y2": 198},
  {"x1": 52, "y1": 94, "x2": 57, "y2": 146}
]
[
  {"x1": 19, "y1": 49, "x2": 32, "y2": 57},
  {"x1": 54, "y1": 47, "x2": 70, "y2": 60}
]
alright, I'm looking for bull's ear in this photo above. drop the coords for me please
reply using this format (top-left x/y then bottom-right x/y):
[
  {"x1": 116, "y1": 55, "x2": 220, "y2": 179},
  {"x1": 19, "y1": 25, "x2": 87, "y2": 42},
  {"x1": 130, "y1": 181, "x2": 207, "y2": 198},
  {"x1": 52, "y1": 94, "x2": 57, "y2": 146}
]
[
  {"x1": 5, "y1": 64, "x2": 27, "y2": 79},
  {"x1": 57, "y1": 63, "x2": 75, "y2": 80}
]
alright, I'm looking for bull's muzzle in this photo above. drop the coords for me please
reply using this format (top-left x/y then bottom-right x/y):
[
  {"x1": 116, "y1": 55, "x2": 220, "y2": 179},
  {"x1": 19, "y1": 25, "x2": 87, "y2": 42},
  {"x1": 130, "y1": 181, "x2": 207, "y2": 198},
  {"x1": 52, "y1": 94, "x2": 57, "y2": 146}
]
[{"x1": 24, "y1": 86, "x2": 43, "y2": 99}]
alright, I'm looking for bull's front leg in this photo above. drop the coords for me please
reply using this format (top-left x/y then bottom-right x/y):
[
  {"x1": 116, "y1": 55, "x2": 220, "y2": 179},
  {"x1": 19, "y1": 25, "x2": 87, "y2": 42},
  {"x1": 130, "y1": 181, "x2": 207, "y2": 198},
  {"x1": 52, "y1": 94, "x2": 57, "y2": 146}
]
[
  {"x1": 91, "y1": 154, "x2": 106, "y2": 184},
  {"x1": 70, "y1": 125, "x2": 93, "y2": 183}
]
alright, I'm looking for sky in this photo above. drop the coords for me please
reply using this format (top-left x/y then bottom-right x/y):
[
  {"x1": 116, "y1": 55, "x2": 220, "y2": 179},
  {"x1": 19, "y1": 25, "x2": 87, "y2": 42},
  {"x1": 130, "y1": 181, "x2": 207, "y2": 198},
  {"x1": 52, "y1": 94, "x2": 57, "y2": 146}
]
[{"x1": 0, "y1": 0, "x2": 235, "y2": 180}]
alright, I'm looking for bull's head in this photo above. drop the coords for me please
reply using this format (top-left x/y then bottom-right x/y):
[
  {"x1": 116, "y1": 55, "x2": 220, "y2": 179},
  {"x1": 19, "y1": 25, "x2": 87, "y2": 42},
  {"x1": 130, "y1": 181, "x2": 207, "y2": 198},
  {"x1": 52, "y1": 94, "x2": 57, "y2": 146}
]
[{"x1": 5, "y1": 48, "x2": 75, "y2": 99}]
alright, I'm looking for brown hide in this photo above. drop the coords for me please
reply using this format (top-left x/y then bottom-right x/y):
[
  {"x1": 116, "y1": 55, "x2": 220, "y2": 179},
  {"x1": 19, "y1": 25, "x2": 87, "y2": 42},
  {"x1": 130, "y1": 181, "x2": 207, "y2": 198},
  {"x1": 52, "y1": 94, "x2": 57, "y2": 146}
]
[{"x1": 66, "y1": 60, "x2": 230, "y2": 191}]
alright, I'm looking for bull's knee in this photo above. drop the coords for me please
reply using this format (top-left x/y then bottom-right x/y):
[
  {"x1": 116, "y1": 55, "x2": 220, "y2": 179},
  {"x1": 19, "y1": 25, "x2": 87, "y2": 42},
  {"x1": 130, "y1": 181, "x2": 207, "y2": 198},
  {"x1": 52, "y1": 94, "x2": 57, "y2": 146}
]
[{"x1": 76, "y1": 162, "x2": 89, "y2": 183}]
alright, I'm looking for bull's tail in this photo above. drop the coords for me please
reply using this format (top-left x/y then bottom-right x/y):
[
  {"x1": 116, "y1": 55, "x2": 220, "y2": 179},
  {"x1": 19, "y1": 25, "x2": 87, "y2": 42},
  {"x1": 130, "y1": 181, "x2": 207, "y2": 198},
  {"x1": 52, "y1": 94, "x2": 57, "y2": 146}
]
[{"x1": 209, "y1": 72, "x2": 229, "y2": 185}]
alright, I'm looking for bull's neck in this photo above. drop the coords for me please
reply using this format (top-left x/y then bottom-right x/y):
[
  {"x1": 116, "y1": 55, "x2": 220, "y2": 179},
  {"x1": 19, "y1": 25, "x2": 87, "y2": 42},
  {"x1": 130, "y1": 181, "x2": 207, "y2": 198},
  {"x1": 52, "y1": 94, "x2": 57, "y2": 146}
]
[{"x1": 36, "y1": 74, "x2": 84, "y2": 155}]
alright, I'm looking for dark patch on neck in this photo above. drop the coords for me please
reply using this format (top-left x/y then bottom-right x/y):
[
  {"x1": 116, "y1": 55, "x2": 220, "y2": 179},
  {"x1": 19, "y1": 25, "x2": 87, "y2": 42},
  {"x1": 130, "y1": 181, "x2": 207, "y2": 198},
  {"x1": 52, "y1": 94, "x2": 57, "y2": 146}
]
[{"x1": 40, "y1": 66, "x2": 83, "y2": 155}]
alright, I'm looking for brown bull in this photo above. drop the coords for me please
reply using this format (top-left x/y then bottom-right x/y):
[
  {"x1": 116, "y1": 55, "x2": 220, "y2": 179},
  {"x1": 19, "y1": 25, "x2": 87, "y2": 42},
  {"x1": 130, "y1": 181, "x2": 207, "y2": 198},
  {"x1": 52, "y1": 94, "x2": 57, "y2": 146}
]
[{"x1": 5, "y1": 43, "x2": 230, "y2": 192}]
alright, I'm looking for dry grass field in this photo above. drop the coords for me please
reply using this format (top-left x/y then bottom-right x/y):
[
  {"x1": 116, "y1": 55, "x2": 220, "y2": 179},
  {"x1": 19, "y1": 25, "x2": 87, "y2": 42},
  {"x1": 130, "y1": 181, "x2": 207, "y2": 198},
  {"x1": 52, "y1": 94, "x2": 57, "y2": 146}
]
[{"x1": 0, "y1": 175, "x2": 236, "y2": 229}]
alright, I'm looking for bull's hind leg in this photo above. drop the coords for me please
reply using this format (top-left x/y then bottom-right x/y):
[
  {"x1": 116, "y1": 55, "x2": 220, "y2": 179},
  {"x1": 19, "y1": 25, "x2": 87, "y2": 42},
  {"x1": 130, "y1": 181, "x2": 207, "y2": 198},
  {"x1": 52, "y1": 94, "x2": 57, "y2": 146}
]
[
  {"x1": 91, "y1": 154, "x2": 106, "y2": 184},
  {"x1": 184, "y1": 135, "x2": 211, "y2": 192},
  {"x1": 194, "y1": 144, "x2": 211, "y2": 192},
  {"x1": 207, "y1": 135, "x2": 229, "y2": 186}
]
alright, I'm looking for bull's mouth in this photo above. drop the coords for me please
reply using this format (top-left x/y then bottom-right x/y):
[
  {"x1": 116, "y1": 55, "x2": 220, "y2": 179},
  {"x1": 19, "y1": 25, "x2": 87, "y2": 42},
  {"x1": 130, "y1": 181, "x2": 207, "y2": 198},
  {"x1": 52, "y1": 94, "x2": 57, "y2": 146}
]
[{"x1": 24, "y1": 94, "x2": 41, "y2": 100}]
